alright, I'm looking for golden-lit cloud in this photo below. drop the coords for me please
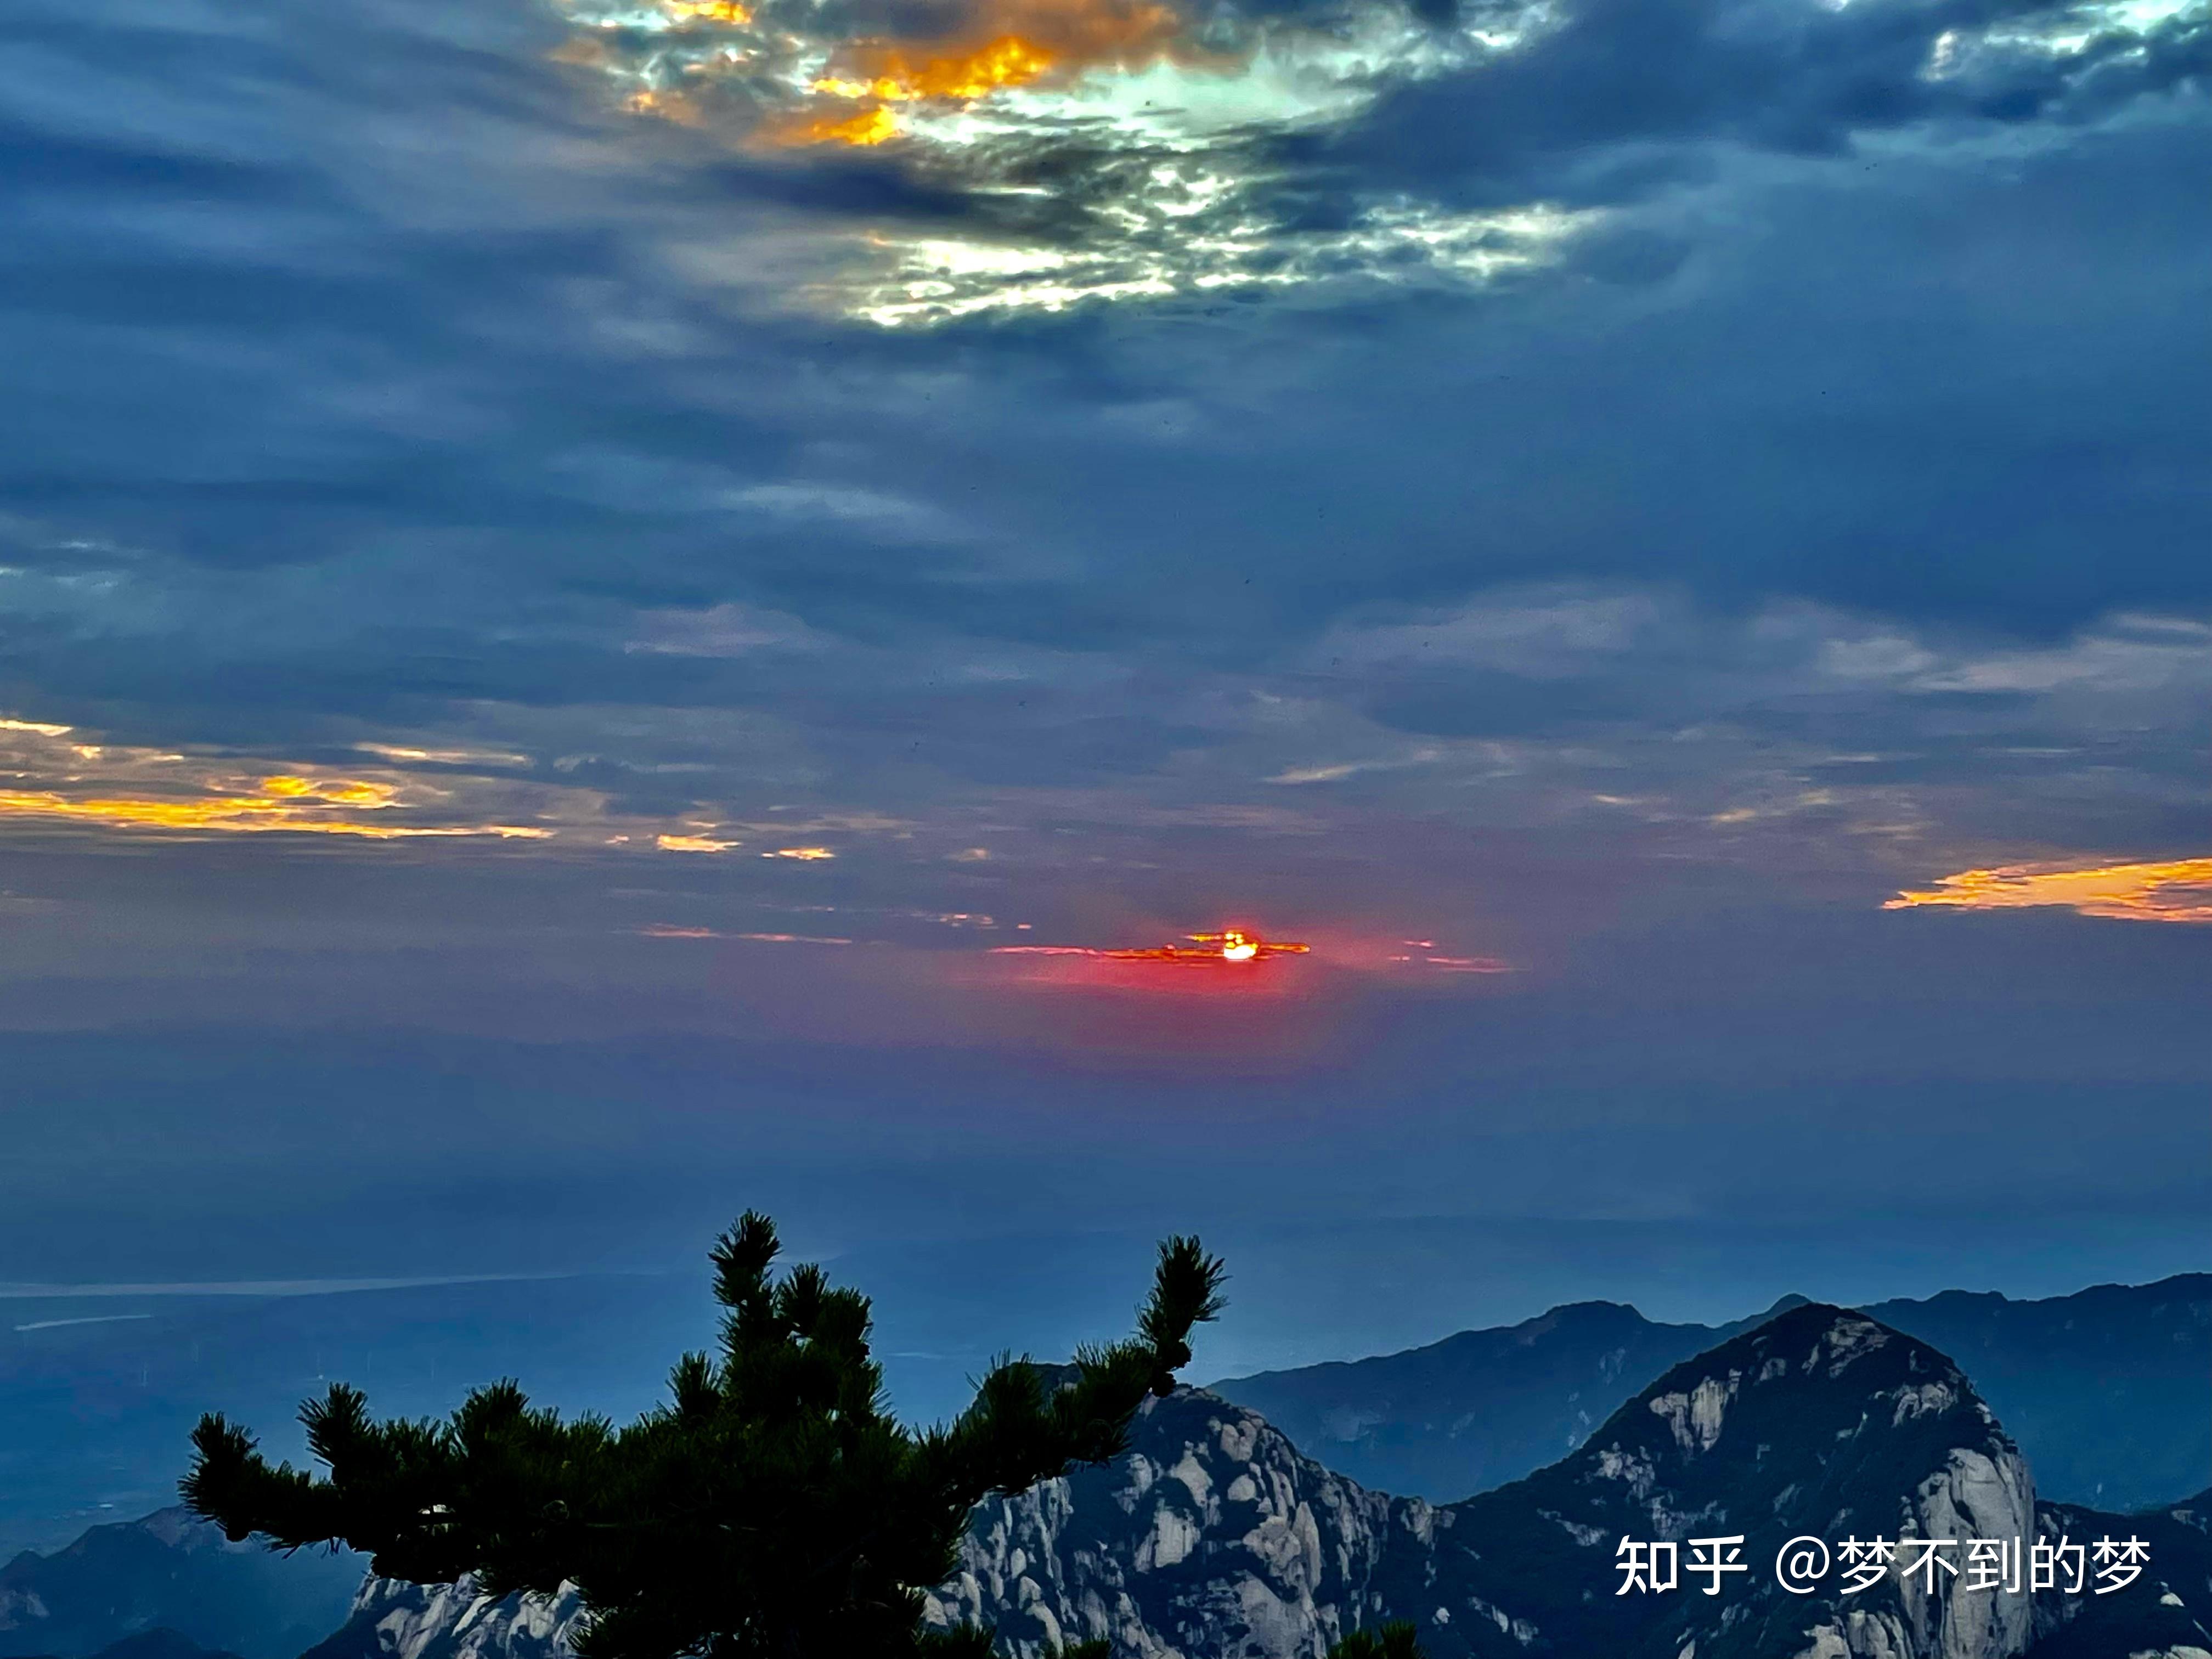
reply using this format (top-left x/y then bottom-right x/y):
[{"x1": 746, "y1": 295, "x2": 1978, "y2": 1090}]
[
  {"x1": 0, "y1": 710, "x2": 902, "y2": 857},
  {"x1": 658, "y1": 832, "x2": 742, "y2": 853},
  {"x1": 0, "y1": 776, "x2": 550, "y2": 841},
  {"x1": 1886, "y1": 857, "x2": 2212, "y2": 923},
  {"x1": 771, "y1": 0, "x2": 1187, "y2": 149}
]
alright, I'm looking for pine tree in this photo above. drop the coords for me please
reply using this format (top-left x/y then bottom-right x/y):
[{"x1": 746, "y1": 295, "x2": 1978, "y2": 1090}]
[
  {"x1": 1326, "y1": 1623, "x2": 1426, "y2": 1659},
  {"x1": 180, "y1": 1212, "x2": 1224, "y2": 1659}
]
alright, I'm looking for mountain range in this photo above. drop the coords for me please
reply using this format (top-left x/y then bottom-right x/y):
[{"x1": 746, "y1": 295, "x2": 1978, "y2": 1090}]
[
  {"x1": 934, "y1": 1302, "x2": 2211, "y2": 1657},
  {"x1": 8, "y1": 1280, "x2": 2209, "y2": 1659},
  {"x1": 1211, "y1": 1274, "x2": 2212, "y2": 1511},
  {"x1": 279, "y1": 1305, "x2": 2212, "y2": 1659}
]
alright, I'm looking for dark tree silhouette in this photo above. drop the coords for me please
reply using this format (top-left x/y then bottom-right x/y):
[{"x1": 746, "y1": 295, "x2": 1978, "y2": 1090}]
[
  {"x1": 181, "y1": 1212, "x2": 1223, "y2": 1659},
  {"x1": 1327, "y1": 1624, "x2": 1427, "y2": 1659}
]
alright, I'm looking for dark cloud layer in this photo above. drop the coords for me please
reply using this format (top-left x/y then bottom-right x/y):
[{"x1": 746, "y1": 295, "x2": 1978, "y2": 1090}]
[
  {"x1": 0, "y1": 0, "x2": 2207, "y2": 1329},
  {"x1": 1317, "y1": 0, "x2": 2212, "y2": 200}
]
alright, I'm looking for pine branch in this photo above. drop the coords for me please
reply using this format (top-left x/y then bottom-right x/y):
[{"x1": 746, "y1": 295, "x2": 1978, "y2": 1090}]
[{"x1": 177, "y1": 1214, "x2": 1223, "y2": 1659}]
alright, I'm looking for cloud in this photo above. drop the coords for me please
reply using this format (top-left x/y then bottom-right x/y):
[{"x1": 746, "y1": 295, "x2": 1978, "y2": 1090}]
[
  {"x1": 0, "y1": 721, "x2": 555, "y2": 840},
  {"x1": 0, "y1": 0, "x2": 2209, "y2": 1065},
  {"x1": 0, "y1": 709, "x2": 881, "y2": 855},
  {"x1": 545, "y1": 0, "x2": 1609, "y2": 319},
  {"x1": 1266, "y1": 749, "x2": 1440, "y2": 785},
  {"x1": 540, "y1": 0, "x2": 2210, "y2": 323},
  {"x1": 0, "y1": 779, "x2": 552, "y2": 840},
  {"x1": 1886, "y1": 857, "x2": 2212, "y2": 922}
]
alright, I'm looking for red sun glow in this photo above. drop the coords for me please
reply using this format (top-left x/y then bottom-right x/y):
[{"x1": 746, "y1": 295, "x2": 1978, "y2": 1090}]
[{"x1": 990, "y1": 927, "x2": 1311, "y2": 966}]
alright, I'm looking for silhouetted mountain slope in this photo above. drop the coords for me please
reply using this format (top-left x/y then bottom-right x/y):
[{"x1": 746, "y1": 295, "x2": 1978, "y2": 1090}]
[
  {"x1": 2172, "y1": 1487, "x2": 2212, "y2": 1534},
  {"x1": 86, "y1": 1631, "x2": 245, "y2": 1659},
  {"x1": 1212, "y1": 1274, "x2": 2212, "y2": 1510},
  {"x1": 2023, "y1": 1496, "x2": 2212, "y2": 1658},
  {"x1": 0, "y1": 1509, "x2": 359, "y2": 1659},
  {"x1": 1209, "y1": 1299, "x2": 1738, "y2": 1505},
  {"x1": 1864, "y1": 1276, "x2": 2212, "y2": 1512},
  {"x1": 8, "y1": 1630, "x2": 248, "y2": 1659}
]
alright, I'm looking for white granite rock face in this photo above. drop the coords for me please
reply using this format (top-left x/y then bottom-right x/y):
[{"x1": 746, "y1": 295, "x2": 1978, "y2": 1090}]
[
  {"x1": 1898, "y1": 1445, "x2": 2038, "y2": 1659},
  {"x1": 1786, "y1": 1437, "x2": 2038, "y2": 1659},
  {"x1": 325, "y1": 1575, "x2": 586, "y2": 1659},
  {"x1": 924, "y1": 1393, "x2": 1424, "y2": 1659}
]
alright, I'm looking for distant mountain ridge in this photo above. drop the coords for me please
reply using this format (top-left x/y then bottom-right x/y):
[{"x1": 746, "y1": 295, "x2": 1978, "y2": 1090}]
[
  {"x1": 0, "y1": 1509, "x2": 359, "y2": 1659},
  {"x1": 0, "y1": 1274, "x2": 710, "y2": 1560},
  {"x1": 1212, "y1": 1273, "x2": 2212, "y2": 1510}
]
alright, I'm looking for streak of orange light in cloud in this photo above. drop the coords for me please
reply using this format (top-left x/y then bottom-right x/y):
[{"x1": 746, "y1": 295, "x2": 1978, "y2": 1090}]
[
  {"x1": 0, "y1": 776, "x2": 551, "y2": 841},
  {"x1": 765, "y1": 846, "x2": 836, "y2": 860},
  {"x1": 1886, "y1": 856, "x2": 2212, "y2": 923},
  {"x1": 763, "y1": 0, "x2": 1186, "y2": 147},
  {"x1": 638, "y1": 924, "x2": 853, "y2": 944},
  {"x1": 783, "y1": 105, "x2": 903, "y2": 147}
]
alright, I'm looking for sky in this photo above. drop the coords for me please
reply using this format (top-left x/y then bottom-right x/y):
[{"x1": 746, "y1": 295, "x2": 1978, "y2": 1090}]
[{"x1": 1, "y1": 0, "x2": 2209, "y2": 1400}]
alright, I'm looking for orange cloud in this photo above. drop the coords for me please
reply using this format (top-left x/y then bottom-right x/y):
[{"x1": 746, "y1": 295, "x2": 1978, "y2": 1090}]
[
  {"x1": 1886, "y1": 857, "x2": 2212, "y2": 923},
  {"x1": 0, "y1": 777, "x2": 550, "y2": 841},
  {"x1": 765, "y1": 0, "x2": 1186, "y2": 146}
]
